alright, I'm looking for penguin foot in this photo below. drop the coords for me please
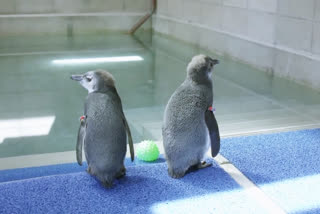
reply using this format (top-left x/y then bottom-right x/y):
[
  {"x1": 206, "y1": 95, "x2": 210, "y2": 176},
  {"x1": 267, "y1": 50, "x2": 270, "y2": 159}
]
[
  {"x1": 197, "y1": 161, "x2": 212, "y2": 169},
  {"x1": 187, "y1": 161, "x2": 212, "y2": 173},
  {"x1": 168, "y1": 168, "x2": 185, "y2": 179},
  {"x1": 86, "y1": 167, "x2": 94, "y2": 175},
  {"x1": 101, "y1": 181, "x2": 113, "y2": 189},
  {"x1": 116, "y1": 167, "x2": 126, "y2": 179}
]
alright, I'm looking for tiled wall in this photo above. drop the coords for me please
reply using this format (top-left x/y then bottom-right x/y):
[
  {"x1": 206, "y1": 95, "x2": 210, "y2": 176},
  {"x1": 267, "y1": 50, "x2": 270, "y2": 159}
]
[
  {"x1": 0, "y1": 0, "x2": 152, "y2": 36},
  {"x1": 0, "y1": 0, "x2": 151, "y2": 14},
  {"x1": 153, "y1": 0, "x2": 320, "y2": 90}
]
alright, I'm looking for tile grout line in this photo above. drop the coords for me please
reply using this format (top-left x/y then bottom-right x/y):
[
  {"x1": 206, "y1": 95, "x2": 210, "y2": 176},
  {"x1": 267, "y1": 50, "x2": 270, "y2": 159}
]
[{"x1": 214, "y1": 154, "x2": 287, "y2": 214}]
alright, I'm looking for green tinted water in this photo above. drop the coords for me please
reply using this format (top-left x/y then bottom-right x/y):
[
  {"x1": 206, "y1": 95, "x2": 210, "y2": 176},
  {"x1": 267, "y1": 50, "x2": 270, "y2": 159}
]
[{"x1": 0, "y1": 32, "x2": 320, "y2": 158}]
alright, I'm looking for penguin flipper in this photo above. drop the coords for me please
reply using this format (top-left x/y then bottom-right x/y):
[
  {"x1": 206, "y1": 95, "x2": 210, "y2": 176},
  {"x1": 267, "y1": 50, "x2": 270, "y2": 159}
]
[
  {"x1": 123, "y1": 118, "x2": 135, "y2": 162},
  {"x1": 76, "y1": 118, "x2": 86, "y2": 166},
  {"x1": 205, "y1": 110, "x2": 220, "y2": 157}
]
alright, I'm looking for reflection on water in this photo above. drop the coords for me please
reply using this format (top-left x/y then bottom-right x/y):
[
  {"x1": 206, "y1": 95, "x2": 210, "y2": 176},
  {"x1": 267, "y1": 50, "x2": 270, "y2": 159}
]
[
  {"x1": 0, "y1": 32, "x2": 319, "y2": 158},
  {"x1": 0, "y1": 116, "x2": 55, "y2": 143},
  {"x1": 52, "y1": 55, "x2": 144, "y2": 65}
]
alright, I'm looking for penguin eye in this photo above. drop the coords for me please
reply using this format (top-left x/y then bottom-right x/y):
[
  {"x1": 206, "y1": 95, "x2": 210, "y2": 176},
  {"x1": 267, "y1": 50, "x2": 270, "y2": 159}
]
[{"x1": 86, "y1": 76, "x2": 92, "y2": 82}]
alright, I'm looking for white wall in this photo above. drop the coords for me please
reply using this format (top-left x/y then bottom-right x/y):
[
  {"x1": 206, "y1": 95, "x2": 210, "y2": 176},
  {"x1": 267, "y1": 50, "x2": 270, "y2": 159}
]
[
  {"x1": 153, "y1": 0, "x2": 320, "y2": 90},
  {"x1": 0, "y1": 0, "x2": 152, "y2": 36}
]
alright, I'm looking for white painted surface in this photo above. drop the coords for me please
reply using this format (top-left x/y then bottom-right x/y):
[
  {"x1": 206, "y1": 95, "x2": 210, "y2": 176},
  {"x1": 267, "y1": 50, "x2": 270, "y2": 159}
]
[
  {"x1": 0, "y1": 12, "x2": 145, "y2": 18},
  {"x1": 223, "y1": 0, "x2": 247, "y2": 8},
  {"x1": 313, "y1": 22, "x2": 320, "y2": 55},
  {"x1": 0, "y1": 0, "x2": 151, "y2": 14},
  {"x1": 275, "y1": 16, "x2": 313, "y2": 52},
  {"x1": 222, "y1": 6, "x2": 248, "y2": 36},
  {"x1": 248, "y1": 11, "x2": 276, "y2": 44},
  {"x1": 153, "y1": 0, "x2": 320, "y2": 90},
  {"x1": 0, "y1": 0, "x2": 151, "y2": 36},
  {"x1": 316, "y1": 0, "x2": 320, "y2": 21},
  {"x1": 247, "y1": 0, "x2": 277, "y2": 13},
  {"x1": 277, "y1": 0, "x2": 315, "y2": 20}
]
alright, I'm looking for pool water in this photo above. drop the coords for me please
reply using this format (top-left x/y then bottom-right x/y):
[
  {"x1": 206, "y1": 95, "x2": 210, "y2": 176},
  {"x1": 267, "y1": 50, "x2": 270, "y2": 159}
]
[{"x1": 1, "y1": 32, "x2": 320, "y2": 159}]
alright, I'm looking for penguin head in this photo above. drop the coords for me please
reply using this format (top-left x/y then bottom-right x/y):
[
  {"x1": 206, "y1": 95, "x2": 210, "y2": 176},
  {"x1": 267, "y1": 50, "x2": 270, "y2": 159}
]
[
  {"x1": 71, "y1": 69, "x2": 115, "y2": 93},
  {"x1": 186, "y1": 54, "x2": 219, "y2": 82}
]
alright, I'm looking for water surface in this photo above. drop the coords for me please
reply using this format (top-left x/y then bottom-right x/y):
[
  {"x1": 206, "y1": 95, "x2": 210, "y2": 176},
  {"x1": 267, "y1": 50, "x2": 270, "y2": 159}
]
[{"x1": 0, "y1": 32, "x2": 319, "y2": 158}]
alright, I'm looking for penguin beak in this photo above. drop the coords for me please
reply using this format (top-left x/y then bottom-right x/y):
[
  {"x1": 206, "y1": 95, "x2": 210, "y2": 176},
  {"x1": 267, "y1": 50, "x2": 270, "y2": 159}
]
[
  {"x1": 206, "y1": 56, "x2": 219, "y2": 67},
  {"x1": 210, "y1": 59, "x2": 219, "y2": 65},
  {"x1": 70, "y1": 75, "x2": 84, "y2": 81}
]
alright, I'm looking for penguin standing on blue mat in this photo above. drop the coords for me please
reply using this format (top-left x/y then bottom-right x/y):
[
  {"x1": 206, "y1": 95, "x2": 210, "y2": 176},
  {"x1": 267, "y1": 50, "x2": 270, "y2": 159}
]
[
  {"x1": 162, "y1": 55, "x2": 220, "y2": 178},
  {"x1": 71, "y1": 69, "x2": 134, "y2": 188}
]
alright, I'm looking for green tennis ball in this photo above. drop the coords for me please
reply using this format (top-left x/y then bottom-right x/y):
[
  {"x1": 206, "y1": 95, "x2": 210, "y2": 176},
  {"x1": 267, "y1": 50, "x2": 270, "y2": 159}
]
[{"x1": 136, "y1": 140, "x2": 159, "y2": 162}]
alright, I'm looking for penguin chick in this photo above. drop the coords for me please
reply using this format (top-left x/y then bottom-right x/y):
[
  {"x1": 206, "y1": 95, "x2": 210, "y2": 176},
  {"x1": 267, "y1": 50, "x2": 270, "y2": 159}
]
[
  {"x1": 162, "y1": 55, "x2": 220, "y2": 179},
  {"x1": 71, "y1": 69, "x2": 134, "y2": 188}
]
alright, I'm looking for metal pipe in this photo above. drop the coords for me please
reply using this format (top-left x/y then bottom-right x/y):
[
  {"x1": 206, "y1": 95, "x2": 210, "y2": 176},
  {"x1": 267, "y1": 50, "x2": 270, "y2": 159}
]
[{"x1": 129, "y1": 0, "x2": 157, "y2": 34}]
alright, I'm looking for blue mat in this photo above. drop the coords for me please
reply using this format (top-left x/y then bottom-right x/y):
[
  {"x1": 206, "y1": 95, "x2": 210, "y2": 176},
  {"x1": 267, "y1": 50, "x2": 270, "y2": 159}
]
[
  {"x1": 0, "y1": 160, "x2": 269, "y2": 214},
  {"x1": 0, "y1": 157, "x2": 166, "y2": 183},
  {"x1": 0, "y1": 162, "x2": 87, "y2": 183},
  {"x1": 221, "y1": 128, "x2": 320, "y2": 214}
]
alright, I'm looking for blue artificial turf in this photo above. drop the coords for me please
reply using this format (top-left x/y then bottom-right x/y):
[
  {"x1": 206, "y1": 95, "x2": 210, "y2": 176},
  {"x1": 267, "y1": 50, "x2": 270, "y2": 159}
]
[
  {"x1": 0, "y1": 156, "x2": 166, "y2": 183},
  {"x1": 0, "y1": 162, "x2": 87, "y2": 183},
  {"x1": 2, "y1": 128, "x2": 319, "y2": 213},
  {"x1": 0, "y1": 159, "x2": 269, "y2": 214},
  {"x1": 220, "y1": 128, "x2": 320, "y2": 214},
  {"x1": 297, "y1": 208, "x2": 320, "y2": 214}
]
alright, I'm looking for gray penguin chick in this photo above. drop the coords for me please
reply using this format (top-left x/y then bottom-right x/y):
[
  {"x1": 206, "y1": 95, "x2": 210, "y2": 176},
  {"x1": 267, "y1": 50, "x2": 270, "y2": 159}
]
[
  {"x1": 162, "y1": 54, "x2": 220, "y2": 178},
  {"x1": 71, "y1": 69, "x2": 134, "y2": 188}
]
